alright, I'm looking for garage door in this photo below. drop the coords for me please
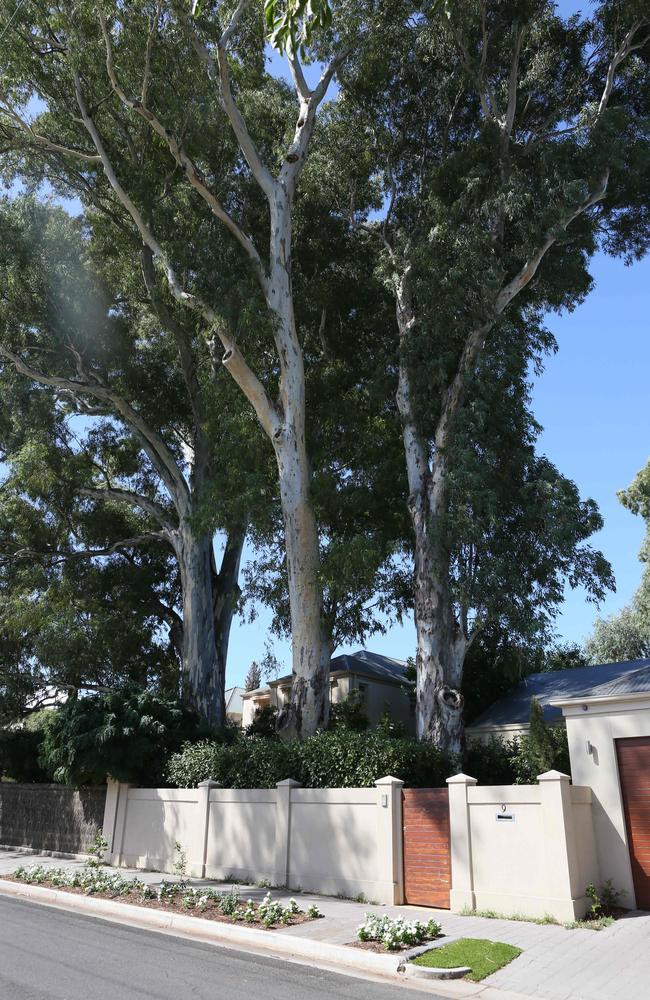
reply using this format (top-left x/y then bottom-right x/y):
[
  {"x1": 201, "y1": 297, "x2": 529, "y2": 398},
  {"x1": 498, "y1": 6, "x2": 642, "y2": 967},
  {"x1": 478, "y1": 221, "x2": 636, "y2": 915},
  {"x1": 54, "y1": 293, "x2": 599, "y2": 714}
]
[{"x1": 616, "y1": 737, "x2": 650, "y2": 910}]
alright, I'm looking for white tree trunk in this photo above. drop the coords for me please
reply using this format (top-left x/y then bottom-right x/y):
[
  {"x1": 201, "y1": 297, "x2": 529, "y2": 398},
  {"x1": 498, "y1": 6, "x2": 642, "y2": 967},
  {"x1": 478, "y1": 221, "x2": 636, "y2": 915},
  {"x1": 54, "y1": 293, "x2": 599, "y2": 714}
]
[
  {"x1": 267, "y1": 195, "x2": 330, "y2": 738},
  {"x1": 395, "y1": 271, "x2": 465, "y2": 754},
  {"x1": 275, "y1": 431, "x2": 330, "y2": 737}
]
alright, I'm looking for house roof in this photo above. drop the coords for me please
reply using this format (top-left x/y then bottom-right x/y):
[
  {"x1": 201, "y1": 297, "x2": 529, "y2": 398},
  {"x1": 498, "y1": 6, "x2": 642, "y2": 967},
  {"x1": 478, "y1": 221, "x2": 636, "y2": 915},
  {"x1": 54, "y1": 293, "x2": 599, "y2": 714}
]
[
  {"x1": 224, "y1": 686, "x2": 245, "y2": 715},
  {"x1": 264, "y1": 649, "x2": 409, "y2": 690},
  {"x1": 468, "y1": 658, "x2": 650, "y2": 730},
  {"x1": 330, "y1": 649, "x2": 409, "y2": 684}
]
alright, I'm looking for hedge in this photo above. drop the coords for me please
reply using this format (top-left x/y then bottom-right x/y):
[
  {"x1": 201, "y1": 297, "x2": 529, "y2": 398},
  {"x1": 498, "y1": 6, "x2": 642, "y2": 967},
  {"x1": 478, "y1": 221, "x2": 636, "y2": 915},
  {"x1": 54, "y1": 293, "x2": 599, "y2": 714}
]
[
  {"x1": 464, "y1": 725, "x2": 571, "y2": 785},
  {"x1": 167, "y1": 729, "x2": 453, "y2": 789}
]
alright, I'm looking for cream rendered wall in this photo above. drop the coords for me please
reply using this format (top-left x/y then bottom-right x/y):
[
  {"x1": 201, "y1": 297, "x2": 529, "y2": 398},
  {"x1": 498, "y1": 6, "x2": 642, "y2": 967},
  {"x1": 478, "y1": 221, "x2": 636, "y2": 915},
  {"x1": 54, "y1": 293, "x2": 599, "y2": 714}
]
[
  {"x1": 467, "y1": 786, "x2": 549, "y2": 905},
  {"x1": 105, "y1": 777, "x2": 405, "y2": 904},
  {"x1": 562, "y1": 697, "x2": 650, "y2": 907},
  {"x1": 117, "y1": 788, "x2": 200, "y2": 871},
  {"x1": 288, "y1": 788, "x2": 379, "y2": 898},
  {"x1": 571, "y1": 786, "x2": 600, "y2": 894},
  {"x1": 205, "y1": 789, "x2": 276, "y2": 882},
  {"x1": 448, "y1": 772, "x2": 598, "y2": 921}
]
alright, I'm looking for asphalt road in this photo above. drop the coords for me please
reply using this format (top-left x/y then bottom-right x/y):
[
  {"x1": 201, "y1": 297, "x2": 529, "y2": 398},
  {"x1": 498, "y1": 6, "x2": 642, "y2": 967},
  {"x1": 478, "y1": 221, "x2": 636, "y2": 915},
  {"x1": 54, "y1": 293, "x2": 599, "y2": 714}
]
[{"x1": 0, "y1": 896, "x2": 442, "y2": 1000}]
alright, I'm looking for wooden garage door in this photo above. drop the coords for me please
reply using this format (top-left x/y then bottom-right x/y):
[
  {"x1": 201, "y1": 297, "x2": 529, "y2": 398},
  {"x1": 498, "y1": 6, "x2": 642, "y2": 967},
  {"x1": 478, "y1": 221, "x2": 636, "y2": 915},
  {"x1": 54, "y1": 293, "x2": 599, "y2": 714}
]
[
  {"x1": 616, "y1": 737, "x2": 650, "y2": 910},
  {"x1": 402, "y1": 788, "x2": 450, "y2": 908}
]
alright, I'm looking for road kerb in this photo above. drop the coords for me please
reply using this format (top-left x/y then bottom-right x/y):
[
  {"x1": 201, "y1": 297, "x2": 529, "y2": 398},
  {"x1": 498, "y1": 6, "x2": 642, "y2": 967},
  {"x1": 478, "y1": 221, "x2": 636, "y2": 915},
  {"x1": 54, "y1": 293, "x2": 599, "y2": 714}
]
[{"x1": 0, "y1": 879, "x2": 530, "y2": 1000}]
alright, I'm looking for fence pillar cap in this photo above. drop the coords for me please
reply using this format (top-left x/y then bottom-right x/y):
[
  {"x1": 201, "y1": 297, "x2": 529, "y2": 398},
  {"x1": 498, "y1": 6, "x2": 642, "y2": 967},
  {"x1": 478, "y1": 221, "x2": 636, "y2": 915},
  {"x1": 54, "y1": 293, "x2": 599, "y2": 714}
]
[
  {"x1": 537, "y1": 769, "x2": 570, "y2": 783},
  {"x1": 446, "y1": 772, "x2": 478, "y2": 785},
  {"x1": 198, "y1": 778, "x2": 223, "y2": 788},
  {"x1": 276, "y1": 778, "x2": 302, "y2": 787},
  {"x1": 375, "y1": 775, "x2": 404, "y2": 787}
]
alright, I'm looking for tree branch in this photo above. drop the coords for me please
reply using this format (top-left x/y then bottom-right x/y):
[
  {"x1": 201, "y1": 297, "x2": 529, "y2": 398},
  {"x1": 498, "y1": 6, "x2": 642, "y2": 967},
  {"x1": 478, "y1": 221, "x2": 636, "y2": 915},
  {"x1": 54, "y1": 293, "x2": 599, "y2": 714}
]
[
  {"x1": 78, "y1": 485, "x2": 176, "y2": 532},
  {"x1": 495, "y1": 171, "x2": 609, "y2": 314},
  {"x1": 98, "y1": 11, "x2": 267, "y2": 289},
  {"x1": 597, "y1": 20, "x2": 646, "y2": 120},
  {"x1": 431, "y1": 171, "x2": 610, "y2": 480},
  {"x1": 72, "y1": 73, "x2": 278, "y2": 441},
  {"x1": 2, "y1": 532, "x2": 170, "y2": 566},
  {"x1": 0, "y1": 98, "x2": 102, "y2": 163},
  {"x1": 0, "y1": 341, "x2": 191, "y2": 515},
  {"x1": 179, "y1": 1, "x2": 275, "y2": 200},
  {"x1": 208, "y1": 332, "x2": 281, "y2": 440}
]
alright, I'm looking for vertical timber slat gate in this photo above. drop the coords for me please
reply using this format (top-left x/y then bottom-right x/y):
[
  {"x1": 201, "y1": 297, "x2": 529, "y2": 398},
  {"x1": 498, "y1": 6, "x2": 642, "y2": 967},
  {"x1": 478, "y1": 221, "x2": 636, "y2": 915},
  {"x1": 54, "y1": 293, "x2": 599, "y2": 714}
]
[{"x1": 402, "y1": 788, "x2": 451, "y2": 908}]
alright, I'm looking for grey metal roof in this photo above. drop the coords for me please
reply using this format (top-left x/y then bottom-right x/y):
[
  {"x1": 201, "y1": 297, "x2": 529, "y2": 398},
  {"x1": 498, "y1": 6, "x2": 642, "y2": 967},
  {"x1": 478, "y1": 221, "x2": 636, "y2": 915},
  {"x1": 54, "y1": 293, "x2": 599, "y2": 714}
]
[
  {"x1": 330, "y1": 650, "x2": 409, "y2": 684},
  {"x1": 270, "y1": 649, "x2": 409, "y2": 688},
  {"x1": 468, "y1": 658, "x2": 650, "y2": 730}
]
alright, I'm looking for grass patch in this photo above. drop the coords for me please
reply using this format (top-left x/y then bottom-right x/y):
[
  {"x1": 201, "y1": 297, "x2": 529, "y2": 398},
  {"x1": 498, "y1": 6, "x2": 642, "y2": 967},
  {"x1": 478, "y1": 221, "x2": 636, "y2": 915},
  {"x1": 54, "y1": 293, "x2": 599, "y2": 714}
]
[{"x1": 412, "y1": 938, "x2": 522, "y2": 982}]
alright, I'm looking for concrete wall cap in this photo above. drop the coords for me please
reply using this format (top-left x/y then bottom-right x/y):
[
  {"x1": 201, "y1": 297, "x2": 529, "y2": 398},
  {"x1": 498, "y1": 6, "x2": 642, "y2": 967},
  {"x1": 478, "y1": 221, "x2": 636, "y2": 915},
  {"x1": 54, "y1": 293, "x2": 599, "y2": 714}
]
[
  {"x1": 198, "y1": 779, "x2": 223, "y2": 788},
  {"x1": 537, "y1": 770, "x2": 571, "y2": 782},
  {"x1": 374, "y1": 775, "x2": 404, "y2": 787},
  {"x1": 446, "y1": 773, "x2": 478, "y2": 785},
  {"x1": 276, "y1": 778, "x2": 302, "y2": 787}
]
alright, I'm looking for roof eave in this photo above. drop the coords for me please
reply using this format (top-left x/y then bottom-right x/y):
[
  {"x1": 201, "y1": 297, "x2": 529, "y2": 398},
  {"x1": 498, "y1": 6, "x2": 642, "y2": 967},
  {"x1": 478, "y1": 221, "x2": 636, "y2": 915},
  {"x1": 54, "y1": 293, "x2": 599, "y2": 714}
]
[{"x1": 550, "y1": 690, "x2": 650, "y2": 709}]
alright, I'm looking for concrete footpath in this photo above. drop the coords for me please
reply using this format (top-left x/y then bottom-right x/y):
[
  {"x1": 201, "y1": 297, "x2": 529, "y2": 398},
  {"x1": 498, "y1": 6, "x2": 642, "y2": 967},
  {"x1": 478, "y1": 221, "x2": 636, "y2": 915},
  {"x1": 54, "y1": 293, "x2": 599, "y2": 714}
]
[{"x1": 1, "y1": 849, "x2": 649, "y2": 1000}]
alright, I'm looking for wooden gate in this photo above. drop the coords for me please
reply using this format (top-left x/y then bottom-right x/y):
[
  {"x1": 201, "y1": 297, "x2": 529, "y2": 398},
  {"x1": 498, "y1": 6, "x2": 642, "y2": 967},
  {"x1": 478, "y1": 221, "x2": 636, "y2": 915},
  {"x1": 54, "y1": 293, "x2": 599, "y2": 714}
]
[
  {"x1": 402, "y1": 788, "x2": 451, "y2": 908},
  {"x1": 617, "y1": 737, "x2": 650, "y2": 910}
]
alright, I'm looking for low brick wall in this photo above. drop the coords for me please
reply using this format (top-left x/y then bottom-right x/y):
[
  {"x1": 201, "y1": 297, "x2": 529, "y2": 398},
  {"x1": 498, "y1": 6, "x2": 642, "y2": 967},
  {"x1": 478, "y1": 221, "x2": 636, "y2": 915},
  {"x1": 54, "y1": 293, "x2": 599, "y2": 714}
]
[{"x1": 0, "y1": 782, "x2": 106, "y2": 855}]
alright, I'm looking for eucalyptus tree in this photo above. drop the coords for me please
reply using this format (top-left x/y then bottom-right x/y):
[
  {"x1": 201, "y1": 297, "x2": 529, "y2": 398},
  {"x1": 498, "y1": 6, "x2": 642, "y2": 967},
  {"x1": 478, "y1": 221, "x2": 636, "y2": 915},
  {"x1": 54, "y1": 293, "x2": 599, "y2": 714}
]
[
  {"x1": 327, "y1": 0, "x2": 649, "y2": 749},
  {"x1": 585, "y1": 459, "x2": 650, "y2": 664},
  {"x1": 0, "y1": 197, "x2": 252, "y2": 727},
  {"x1": 0, "y1": 0, "x2": 363, "y2": 737}
]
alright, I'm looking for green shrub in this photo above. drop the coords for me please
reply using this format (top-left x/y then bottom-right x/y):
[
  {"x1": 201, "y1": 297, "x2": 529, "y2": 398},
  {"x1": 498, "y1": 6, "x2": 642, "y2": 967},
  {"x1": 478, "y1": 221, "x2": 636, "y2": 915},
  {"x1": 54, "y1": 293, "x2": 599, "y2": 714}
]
[
  {"x1": 167, "y1": 728, "x2": 452, "y2": 789},
  {"x1": 463, "y1": 736, "x2": 520, "y2": 785},
  {"x1": 0, "y1": 727, "x2": 51, "y2": 782},
  {"x1": 329, "y1": 690, "x2": 369, "y2": 732},
  {"x1": 510, "y1": 723, "x2": 570, "y2": 783},
  {"x1": 39, "y1": 686, "x2": 208, "y2": 786},
  {"x1": 464, "y1": 724, "x2": 570, "y2": 786},
  {"x1": 244, "y1": 704, "x2": 278, "y2": 738}
]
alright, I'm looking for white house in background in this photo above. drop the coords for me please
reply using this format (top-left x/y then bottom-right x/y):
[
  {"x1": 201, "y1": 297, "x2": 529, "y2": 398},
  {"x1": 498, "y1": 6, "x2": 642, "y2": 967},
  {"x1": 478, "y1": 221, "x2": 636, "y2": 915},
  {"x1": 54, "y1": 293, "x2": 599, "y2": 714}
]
[
  {"x1": 241, "y1": 649, "x2": 414, "y2": 733},
  {"x1": 465, "y1": 656, "x2": 650, "y2": 911},
  {"x1": 224, "y1": 686, "x2": 246, "y2": 726}
]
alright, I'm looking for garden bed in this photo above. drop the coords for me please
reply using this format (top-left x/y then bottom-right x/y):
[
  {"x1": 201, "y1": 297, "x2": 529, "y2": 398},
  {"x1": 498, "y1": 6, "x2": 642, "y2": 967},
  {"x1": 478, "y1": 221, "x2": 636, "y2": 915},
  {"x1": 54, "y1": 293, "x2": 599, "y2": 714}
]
[
  {"x1": 350, "y1": 912, "x2": 442, "y2": 952},
  {"x1": 8, "y1": 865, "x2": 321, "y2": 930}
]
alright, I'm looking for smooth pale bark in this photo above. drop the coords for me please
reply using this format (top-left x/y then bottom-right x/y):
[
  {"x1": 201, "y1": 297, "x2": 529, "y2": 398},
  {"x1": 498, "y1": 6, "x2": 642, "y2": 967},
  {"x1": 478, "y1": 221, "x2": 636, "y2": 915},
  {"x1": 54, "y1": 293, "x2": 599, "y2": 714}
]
[
  {"x1": 395, "y1": 272, "x2": 465, "y2": 754},
  {"x1": 394, "y1": 170, "x2": 611, "y2": 752},
  {"x1": 275, "y1": 430, "x2": 330, "y2": 736},
  {"x1": 265, "y1": 195, "x2": 330, "y2": 737}
]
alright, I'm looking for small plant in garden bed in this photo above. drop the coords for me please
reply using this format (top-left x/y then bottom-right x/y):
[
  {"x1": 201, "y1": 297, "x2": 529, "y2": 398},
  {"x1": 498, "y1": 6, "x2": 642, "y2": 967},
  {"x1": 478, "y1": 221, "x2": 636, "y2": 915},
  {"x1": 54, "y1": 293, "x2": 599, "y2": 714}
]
[
  {"x1": 412, "y1": 938, "x2": 522, "y2": 982},
  {"x1": 585, "y1": 880, "x2": 626, "y2": 919},
  {"x1": 11, "y1": 866, "x2": 322, "y2": 929},
  {"x1": 356, "y1": 913, "x2": 442, "y2": 951}
]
